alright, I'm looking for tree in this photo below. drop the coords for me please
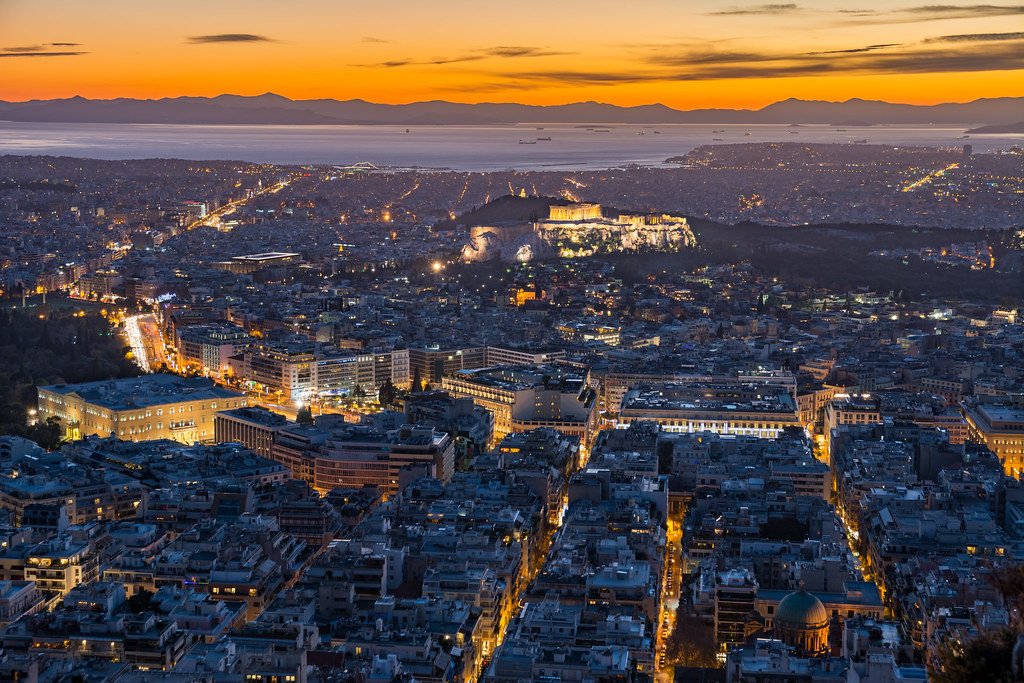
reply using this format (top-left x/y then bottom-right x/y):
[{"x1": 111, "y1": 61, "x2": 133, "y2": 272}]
[
  {"x1": 932, "y1": 627, "x2": 1018, "y2": 683},
  {"x1": 932, "y1": 563, "x2": 1024, "y2": 683},
  {"x1": 411, "y1": 367, "x2": 423, "y2": 394},
  {"x1": 379, "y1": 379, "x2": 397, "y2": 407},
  {"x1": 125, "y1": 588, "x2": 157, "y2": 614},
  {"x1": 296, "y1": 405, "x2": 314, "y2": 425},
  {"x1": 666, "y1": 612, "x2": 719, "y2": 668},
  {"x1": 353, "y1": 384, "x2": 367, "y2": 400},
  {"x1": 992, "y1": 564, "x2": 1024, "y2": 630},
  {"x1": 26, "y1": 417, "x2": 62, "y2": 450},
  {"x1": 0, "y1": 309, "x2": 139, "y2": 450}
]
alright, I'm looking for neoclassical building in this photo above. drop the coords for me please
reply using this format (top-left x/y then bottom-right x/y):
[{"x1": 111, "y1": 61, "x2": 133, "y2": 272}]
[{"x1": 772, "y1": 589, "x2": 830, "y2": 656}]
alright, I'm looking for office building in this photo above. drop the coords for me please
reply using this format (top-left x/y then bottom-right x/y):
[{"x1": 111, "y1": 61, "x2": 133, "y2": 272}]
[
  {"x1": 618, "y1": 382, "x2": 800, "y2": 438},
  {"x1": 442, "y1": 365, "x2": 597, "y2": 446}
]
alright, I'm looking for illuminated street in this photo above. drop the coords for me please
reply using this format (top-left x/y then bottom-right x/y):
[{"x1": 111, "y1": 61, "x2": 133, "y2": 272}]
[
  {"x1": 901, "y1": 162, "x2": 959, "y2": 193},
  {"x1": 122, "y1": 314, "x2": 152, "y2": 373}
]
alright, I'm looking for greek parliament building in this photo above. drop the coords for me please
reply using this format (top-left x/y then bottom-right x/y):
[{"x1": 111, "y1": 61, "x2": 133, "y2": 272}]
[
  {"x1": 37, "y1": 374, "x2": 247, "y2": 444},
  {"x1": 616, "y1": 382, "x2": 801, "y2": 438}
]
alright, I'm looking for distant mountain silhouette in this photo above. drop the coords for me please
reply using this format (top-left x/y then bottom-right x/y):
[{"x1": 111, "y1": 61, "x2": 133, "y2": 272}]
[
  {"x1": 965, "y1": 121, "x2": 1024, "y2": 134},
  {"x1": 0, "y1": 94, "x2": 1021, "y2": 126}
]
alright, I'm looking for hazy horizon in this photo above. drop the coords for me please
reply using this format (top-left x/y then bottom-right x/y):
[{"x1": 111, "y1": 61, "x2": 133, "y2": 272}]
[
  {"x1": 3, "y1": 0, "x2": 1023, "y2": 108},
  {"x1": 3, "y1": 92, "x2": 1024, "y2": 109}
]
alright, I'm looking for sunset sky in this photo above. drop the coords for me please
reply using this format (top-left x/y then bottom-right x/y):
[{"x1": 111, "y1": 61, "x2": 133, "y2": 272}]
[{"x1": 1, "y1": 0, "x2": 1022, "y2": 108}]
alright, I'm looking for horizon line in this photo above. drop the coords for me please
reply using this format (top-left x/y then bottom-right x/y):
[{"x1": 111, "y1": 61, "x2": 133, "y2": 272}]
[{"x1": 2, "y1": 92, "x2": 1023, "y2": 110}]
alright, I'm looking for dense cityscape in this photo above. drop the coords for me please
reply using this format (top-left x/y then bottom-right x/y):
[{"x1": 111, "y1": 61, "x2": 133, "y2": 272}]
[
  {"x1": 2, "y1": 0, "x2": 1024, "y2": 681},
  {"x1": 0, "y1": 138, "x2": 1019, "y2": 682}
]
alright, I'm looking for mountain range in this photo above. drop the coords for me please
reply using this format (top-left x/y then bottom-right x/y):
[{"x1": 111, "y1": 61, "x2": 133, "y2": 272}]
[{"x1": 0, "y1": 93, "x2": 1021, "y2": 126}]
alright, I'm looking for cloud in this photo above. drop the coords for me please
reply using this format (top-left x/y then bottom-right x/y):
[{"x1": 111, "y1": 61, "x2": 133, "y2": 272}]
[
  {"x1": 494, "y1": 70, "x2": 649, "y2": 86},
  {"x1": 0, "y1": 51, "x2": 86, "y2": 58},
  {"x1": 440, "y1": 80, "x2": 545, "y2": 94},
  {"x1": 924, "y1": 31, "x2": 1024, "y2": 41},
  {"x1": 2, "y1": 43, "x2": 86, "y2": 58},
  {"x1": 499, "y1": 41, "x2": 1024, "y2": 86},
  {"x1": 837, "y1": 4, "x2": 1024, "y2": 24},
  {"x1": 486, "y1": 46, "x2": 567, "y2": 58},
  {"x1": 428, "y1": 55, "x2": 486, "y2": 65},
  {"x1": 355, "y1": 45, "x2": 570, "y2": 68},
  {"x1": 810, "y1": 43, "x2": 902, "y2": 54},
  {"x1": 710, "y1": 3, "x2": 800, "y2": 15},
  {"x1": 5, "y1": 43, "x2": 84, "y2": 53},
  {"x1": 372, "y1": 55, "x2": 484, "y2": 67},
  {"x1": 901, "y1": 4, "x2": 1024, "y2": 16},
  {"x1": 361, "y1": 36, "x2": 390, "y2": 43},
  {"x1": 187, "y1": 34, "x2": 273, "y2": 44}
]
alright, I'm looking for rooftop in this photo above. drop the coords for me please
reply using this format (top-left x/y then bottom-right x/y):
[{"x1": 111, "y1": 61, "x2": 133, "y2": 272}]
[
  {"x1": 231, "y1": 252, "x2": 300, "y2": 261},
  {"x1": 41, "y1": 374, "x2": 244, "y2": 411},
  {"x1": 623, "y1": 384, "x2": 796, "y2": 414}
]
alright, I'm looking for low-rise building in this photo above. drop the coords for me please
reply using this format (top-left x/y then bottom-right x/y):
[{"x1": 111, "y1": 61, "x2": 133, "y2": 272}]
[
  {"x1": 618, "y1": 382, "x2": 800, "y2": 439},
  {"x1": 442, "y1": 365, "x2": 597, "y2": 446}
]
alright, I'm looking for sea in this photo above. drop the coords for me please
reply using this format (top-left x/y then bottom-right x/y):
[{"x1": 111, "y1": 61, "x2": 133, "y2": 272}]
[{"x1": 0, "y1": 121, "x2": 1020, "y2": 171}]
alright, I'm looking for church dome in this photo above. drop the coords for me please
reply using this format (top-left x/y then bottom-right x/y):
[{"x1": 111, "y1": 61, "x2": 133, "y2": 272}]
[{"x1": 775, "y1": 589, "x2": 829, "y2": 629}]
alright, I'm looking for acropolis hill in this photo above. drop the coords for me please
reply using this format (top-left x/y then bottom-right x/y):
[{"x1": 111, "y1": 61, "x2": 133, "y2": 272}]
[{"x1": 460, "y1": 202, "x2": 697, "y2": 262}]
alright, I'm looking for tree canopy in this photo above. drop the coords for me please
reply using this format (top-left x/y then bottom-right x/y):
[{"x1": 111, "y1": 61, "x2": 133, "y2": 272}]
[{"x1": 0, "y1": 306, "x2": 139, "y2": 449}]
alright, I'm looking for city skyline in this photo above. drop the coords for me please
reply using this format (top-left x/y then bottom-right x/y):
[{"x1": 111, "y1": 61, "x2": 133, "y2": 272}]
[
  {"x1": 1, "y1": 0, "x2": 1023, "y2": 107},
  {"x1": 1, "y1": 2, "x2": 1023, "y2": 681}
]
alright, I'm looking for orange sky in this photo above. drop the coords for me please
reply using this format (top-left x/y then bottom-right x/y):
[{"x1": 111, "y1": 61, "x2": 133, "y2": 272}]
[{"x1": 1, "y1": 0, "x2": 1022, "y2": 108}]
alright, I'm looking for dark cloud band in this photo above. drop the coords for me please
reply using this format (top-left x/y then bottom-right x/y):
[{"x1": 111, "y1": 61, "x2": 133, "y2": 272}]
[
  {"x1": 497, "y1": 41, "x2": 1023, "y2": 87},
  {"x1": 0, "y1": 51, "x2": 86, "y2": 58},
  {"x1": 187, "y1": 34, "x2": 273, "y2": 44},
  {"x1": 925, "y1": 32, "x2": 1024, "y2": 42},
  {"x1": 355, "y1": 46, "x2": 570, "y2": 68},
  {"x1": 710, "y1": 3, "x2": 800, "y2": 15}
]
